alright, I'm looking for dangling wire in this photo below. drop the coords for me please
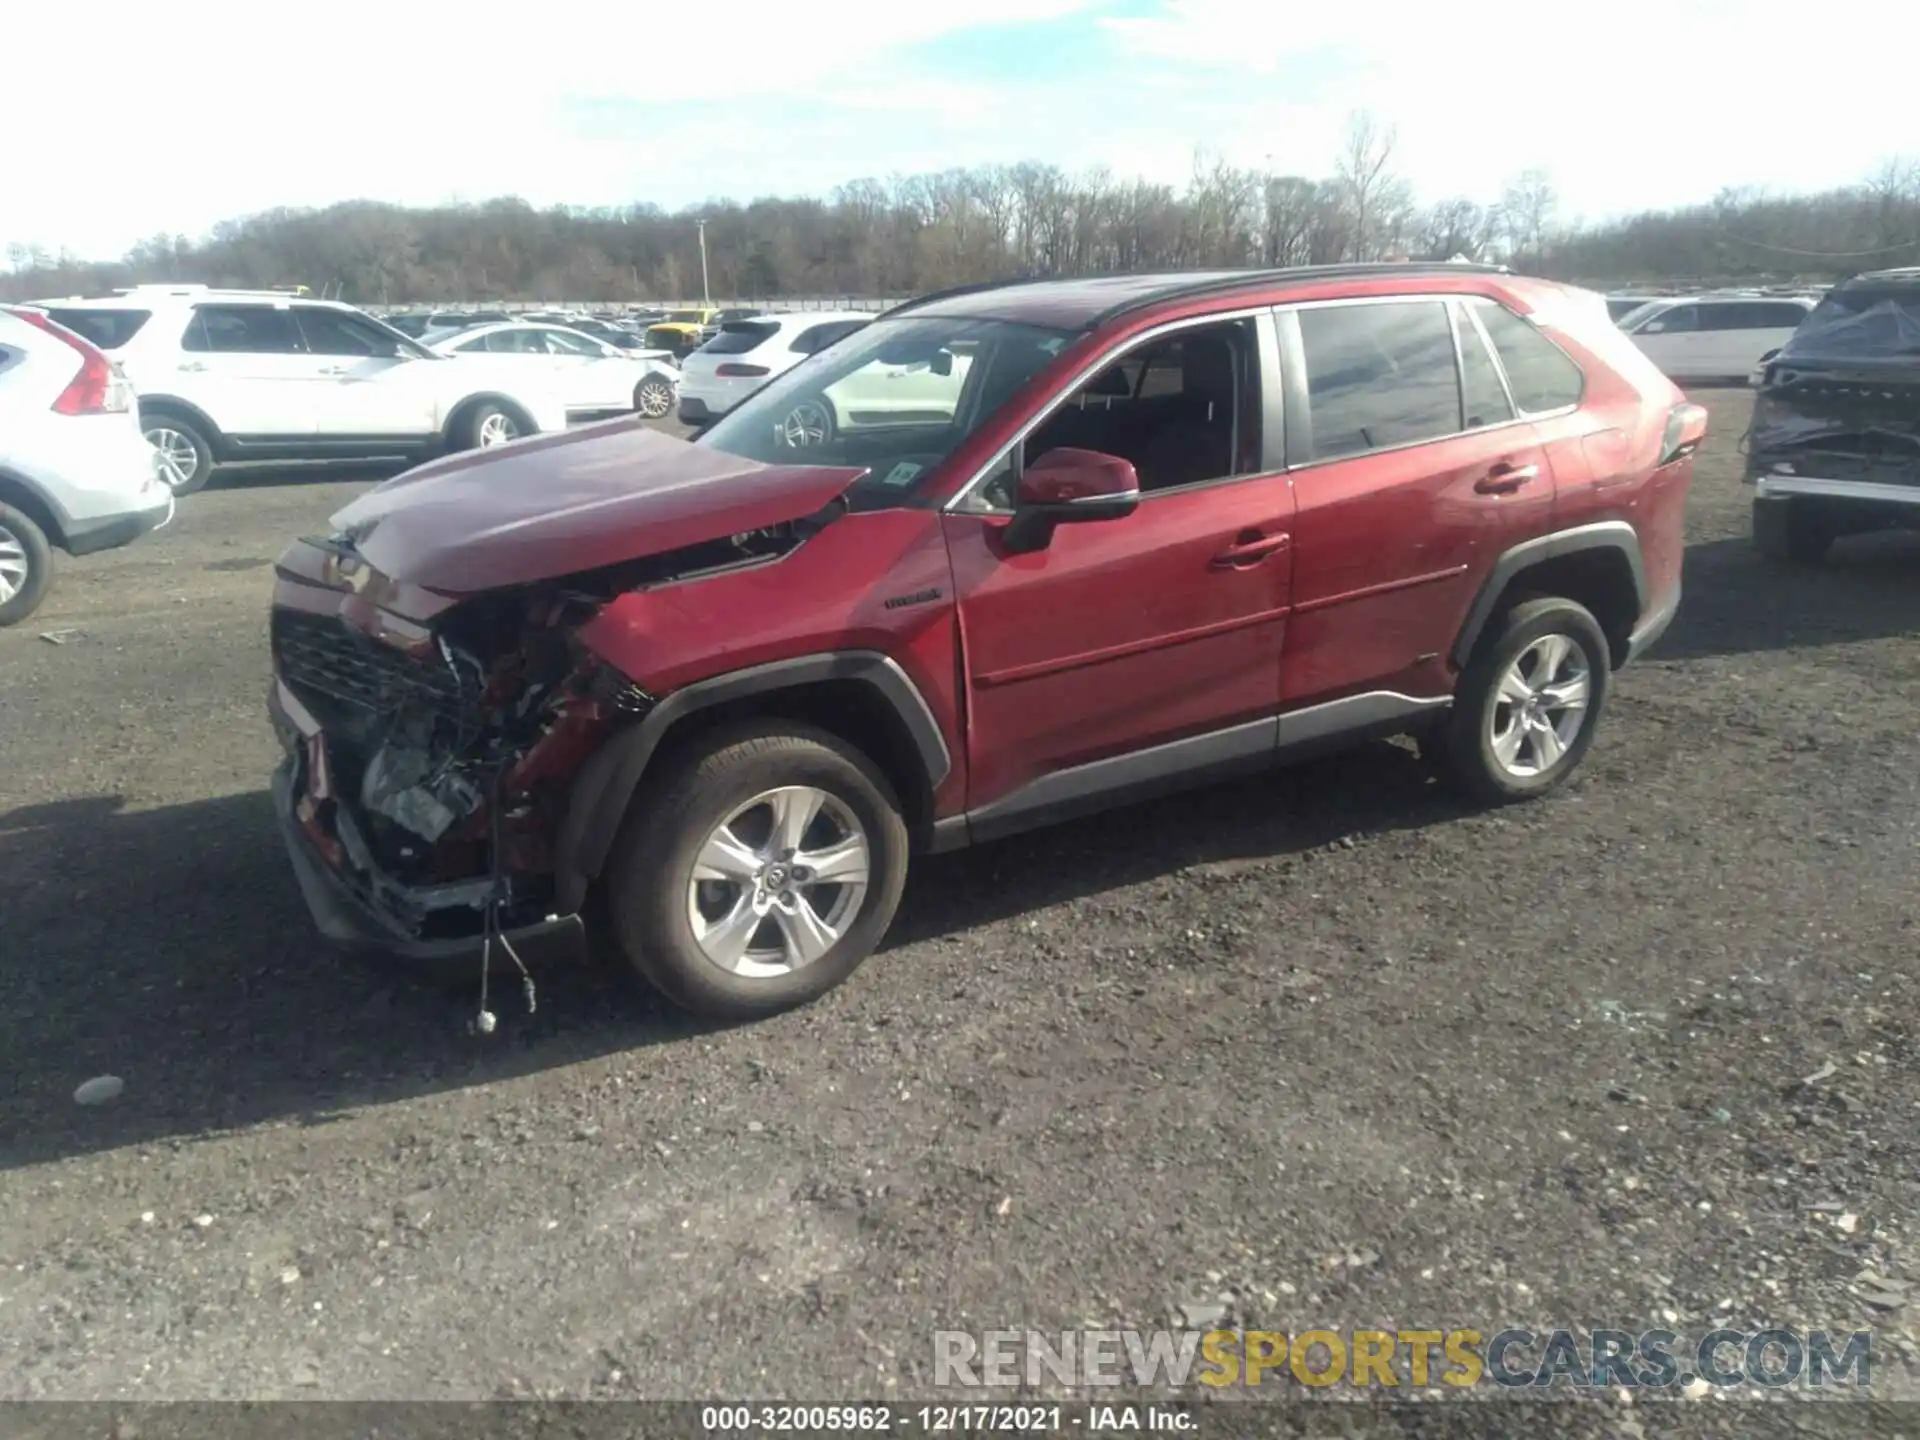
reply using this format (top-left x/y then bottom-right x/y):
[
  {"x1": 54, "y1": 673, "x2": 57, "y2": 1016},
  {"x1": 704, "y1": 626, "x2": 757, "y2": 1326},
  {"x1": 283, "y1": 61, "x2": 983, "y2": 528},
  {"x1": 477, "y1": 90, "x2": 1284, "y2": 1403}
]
[{"x1": 472, "y1": 762, "x2": 535, "y2": 1035}]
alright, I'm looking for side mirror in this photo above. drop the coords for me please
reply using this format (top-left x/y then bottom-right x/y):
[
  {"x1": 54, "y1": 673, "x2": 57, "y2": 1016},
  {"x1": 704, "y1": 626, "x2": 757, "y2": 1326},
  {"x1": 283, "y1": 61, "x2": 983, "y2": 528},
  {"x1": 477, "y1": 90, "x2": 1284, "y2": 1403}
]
[
  {"x1": 1004, "y1": 447, "x2": 1140, "y2": 553},
  {"x1": 929, "y1": 348, "x2": 954, "y2": 377},
  {"x1": 1641, "y1": 321, "x2": 1666, "y2": 334}
]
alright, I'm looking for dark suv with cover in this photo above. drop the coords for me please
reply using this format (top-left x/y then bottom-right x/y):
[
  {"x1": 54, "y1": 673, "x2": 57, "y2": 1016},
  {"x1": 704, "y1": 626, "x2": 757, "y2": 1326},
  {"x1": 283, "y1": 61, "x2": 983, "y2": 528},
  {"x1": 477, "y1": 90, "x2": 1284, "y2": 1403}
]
[
  {"x1": 268, "y1": 264, "x2": 1704, "y2": 1021},
  {"x1": 1746, "y1": 267, "x2": 1920, "y2": 562}
]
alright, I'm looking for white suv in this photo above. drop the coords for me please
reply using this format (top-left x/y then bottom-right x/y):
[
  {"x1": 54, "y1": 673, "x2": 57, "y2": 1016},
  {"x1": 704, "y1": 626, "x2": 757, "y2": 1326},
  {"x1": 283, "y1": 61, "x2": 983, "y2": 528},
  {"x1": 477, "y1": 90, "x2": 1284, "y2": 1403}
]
[
  {"x1": 31, "y1": 286, "x2": 572, "y2": 495},
  {"x1": 0, "y1": 307, "x2": 172, "y2": 625}
]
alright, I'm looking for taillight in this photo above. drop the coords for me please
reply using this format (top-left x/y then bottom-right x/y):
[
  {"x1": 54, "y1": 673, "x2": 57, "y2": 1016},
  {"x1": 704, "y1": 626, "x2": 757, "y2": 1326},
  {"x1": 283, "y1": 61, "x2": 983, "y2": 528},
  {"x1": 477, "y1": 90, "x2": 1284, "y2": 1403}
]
[
  {"x1": 715, "y1": 363, "x2": 770, "y2": 378},
  {"x1": 1659, "y1": 402, "x2": 1709, "y2": 466},
  {"x1": 4, "y1": 305, "x2": 131, "y2": 415}
]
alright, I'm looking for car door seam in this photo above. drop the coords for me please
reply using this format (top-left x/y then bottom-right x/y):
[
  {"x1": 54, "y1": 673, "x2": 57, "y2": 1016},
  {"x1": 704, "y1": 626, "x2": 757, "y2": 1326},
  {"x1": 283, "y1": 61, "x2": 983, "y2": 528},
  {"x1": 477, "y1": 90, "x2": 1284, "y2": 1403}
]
[{"x1": 972, "y1": 603, "x2": 1294, "y2": 689}]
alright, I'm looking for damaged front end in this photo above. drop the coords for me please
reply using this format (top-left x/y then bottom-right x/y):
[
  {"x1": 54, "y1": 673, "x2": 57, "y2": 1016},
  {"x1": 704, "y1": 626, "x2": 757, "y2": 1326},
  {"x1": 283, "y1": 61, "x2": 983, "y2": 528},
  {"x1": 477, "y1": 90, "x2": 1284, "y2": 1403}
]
[
  {"x1": 266, "y1": 419, "x2": 870, "y2": 966},
  {"x1": 267, "y1": 524, "x2": 802, "y2": 964}
]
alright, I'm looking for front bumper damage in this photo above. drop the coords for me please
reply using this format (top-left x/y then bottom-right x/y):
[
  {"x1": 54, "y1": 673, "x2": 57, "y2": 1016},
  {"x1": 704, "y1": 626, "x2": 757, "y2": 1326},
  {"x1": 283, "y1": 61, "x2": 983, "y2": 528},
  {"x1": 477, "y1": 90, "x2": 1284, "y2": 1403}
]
[{"x1": 269, "y1": 678, "x2": 587, "y2": 967}]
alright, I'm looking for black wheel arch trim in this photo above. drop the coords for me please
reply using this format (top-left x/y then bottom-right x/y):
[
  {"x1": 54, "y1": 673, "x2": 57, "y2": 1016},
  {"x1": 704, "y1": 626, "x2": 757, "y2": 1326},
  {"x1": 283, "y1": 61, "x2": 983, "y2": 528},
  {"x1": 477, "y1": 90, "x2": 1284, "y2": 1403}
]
[
  {"x1": 1450, "y1": 520, "x2": 1647, "y2": 670},
  {"x1": 553, "y1": 650, "x2": 952, "y2": 912},
  {"x1": 0, "y1": 467, "x2": 70, "y2": 546}
]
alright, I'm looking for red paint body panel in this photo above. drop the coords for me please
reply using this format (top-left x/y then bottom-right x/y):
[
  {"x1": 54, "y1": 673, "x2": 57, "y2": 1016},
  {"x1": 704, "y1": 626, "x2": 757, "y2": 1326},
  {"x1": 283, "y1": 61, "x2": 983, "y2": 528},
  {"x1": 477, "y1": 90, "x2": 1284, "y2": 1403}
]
[
  {"x1": 328, "y1": 418, "x2": 868, "y2": 594},
  {"x1": 940, "y1": 473, "x2": 1294, "y2": 804},
  {"x1": 1280, "y1": 425, "x2": 1553, "y2": 706},
  {"x1": 574, "y1": 508, "x2": 971, "y2": 814}
]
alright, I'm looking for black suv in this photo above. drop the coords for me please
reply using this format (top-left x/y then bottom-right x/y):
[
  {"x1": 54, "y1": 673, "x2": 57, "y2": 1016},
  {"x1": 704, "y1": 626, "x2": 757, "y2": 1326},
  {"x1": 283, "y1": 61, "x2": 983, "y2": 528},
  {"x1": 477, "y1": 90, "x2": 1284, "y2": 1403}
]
[{"x1": 1747, "y1": 267, "x2": 1920, "y2": 562}]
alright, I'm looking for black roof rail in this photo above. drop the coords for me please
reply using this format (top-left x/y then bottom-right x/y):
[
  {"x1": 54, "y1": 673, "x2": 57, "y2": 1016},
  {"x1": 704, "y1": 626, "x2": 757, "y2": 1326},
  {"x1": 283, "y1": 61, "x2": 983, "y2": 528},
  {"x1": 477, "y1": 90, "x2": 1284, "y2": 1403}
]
[
  {"x1": 1088, "y1": 262, "x2": 1512, "y2": 329},
  {"x1": 877, "y1": 274, "x2": 1056, "y2": 318}
]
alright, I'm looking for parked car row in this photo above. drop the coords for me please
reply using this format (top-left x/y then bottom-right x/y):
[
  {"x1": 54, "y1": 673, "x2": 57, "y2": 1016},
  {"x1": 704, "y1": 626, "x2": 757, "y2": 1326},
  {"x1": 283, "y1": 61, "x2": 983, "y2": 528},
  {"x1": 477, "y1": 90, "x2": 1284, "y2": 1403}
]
[{"x1": 18, "y1": 285, "x2": 686, "y2": 498}]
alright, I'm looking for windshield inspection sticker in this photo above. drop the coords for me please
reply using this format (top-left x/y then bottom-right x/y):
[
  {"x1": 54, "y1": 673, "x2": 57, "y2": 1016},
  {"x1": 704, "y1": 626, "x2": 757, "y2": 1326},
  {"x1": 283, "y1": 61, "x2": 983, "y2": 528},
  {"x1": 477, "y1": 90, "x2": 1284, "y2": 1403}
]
[{"x1": 880, "y1": 461, "x2": 924, "y2": 487}]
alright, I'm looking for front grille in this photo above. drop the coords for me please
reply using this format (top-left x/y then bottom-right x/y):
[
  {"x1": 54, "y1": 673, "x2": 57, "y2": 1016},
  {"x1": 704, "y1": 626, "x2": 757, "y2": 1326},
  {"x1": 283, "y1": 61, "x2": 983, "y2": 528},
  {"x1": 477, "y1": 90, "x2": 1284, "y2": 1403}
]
[{"x1": 272, "y1": 609, "x2": 475, "y2": 729}]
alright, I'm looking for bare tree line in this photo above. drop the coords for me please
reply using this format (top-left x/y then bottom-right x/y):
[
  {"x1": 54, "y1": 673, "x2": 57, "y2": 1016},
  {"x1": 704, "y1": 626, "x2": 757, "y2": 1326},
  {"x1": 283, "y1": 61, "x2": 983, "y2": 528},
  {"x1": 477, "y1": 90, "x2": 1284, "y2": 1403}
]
[{"x1": 4, "y1": 114, "x2": 1916, "y2": 304}]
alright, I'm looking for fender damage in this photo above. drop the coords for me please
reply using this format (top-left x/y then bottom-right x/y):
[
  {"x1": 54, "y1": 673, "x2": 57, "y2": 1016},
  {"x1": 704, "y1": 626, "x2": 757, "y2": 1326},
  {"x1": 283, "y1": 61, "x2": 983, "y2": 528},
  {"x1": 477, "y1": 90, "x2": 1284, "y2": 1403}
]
[{"x1": 268, "y1": 419, "x2": 866, "y2": 961}]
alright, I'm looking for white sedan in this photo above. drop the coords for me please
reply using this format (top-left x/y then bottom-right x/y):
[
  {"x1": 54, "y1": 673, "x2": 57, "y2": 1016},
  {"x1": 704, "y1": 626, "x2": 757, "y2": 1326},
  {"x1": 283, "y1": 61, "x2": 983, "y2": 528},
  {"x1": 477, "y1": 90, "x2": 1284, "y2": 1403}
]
[{"x1": 430, "y1": 322, "x2": 681, "y2": 421}]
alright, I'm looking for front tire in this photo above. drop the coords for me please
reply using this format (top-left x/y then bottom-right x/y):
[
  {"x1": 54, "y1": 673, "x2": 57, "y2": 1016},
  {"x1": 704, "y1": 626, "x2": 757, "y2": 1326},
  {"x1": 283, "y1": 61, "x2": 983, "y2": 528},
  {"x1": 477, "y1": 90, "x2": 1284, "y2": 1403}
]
[
  {"x1": 1435, "y1": 597, "x2": 1611, "y2": 804},
  {"x1": 143, "y1": 414, "x2": 214, "y2": 496},
  {"x1": 0, "y1": 503, "x2": 54, "y2": 628},
  {"x1": 604, "y1": 722, "x2": 910, "y2": 1021},
  {"x1": 634, "y1": 376, "x2": 675, "y2": 420}
]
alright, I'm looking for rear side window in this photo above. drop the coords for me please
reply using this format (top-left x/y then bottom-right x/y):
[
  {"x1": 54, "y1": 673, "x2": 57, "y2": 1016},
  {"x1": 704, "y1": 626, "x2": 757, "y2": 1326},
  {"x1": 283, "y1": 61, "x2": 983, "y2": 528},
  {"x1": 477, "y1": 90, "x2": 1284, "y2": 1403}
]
[
  {"x1": 790, "y1": 320, "x2": 867, "y2": 356},
  {"x1": 1470, "y1": 299, "x2": 1584, "y2": 413},
  {"x1": 1297, "y1": 301, "x2": 1462, "y2": 462},
  {"x1": 1750, "y1": 302, "x2": 1811, "y2": 329},
  {"x1": 1453, "y1": 303, "x2": 1515, "y2": 430},
  {"x1": 705, "y1": 321, "x2": 781, "y2": 355},
  {"x1": 43, "y1": 307, "x2": 150, "y2": 351},
  {"x1": 295, "y1": 308, "x2": 404, "y2": 357},
  {"x1": 184, "y1": 305, "x2": 304, "y2": 354}
]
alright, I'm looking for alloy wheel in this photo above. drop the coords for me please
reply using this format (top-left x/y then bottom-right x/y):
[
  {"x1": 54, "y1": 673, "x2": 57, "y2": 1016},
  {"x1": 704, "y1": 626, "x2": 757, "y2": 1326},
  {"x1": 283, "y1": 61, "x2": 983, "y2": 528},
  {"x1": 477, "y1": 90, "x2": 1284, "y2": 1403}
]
[
  {"x1": 779, "y1": 400, "x2": 832, "y2": 448},
  {"x1": 0, "y1": 523, "x2": 29, "y2": 604},
  {"x1": 147, "y1": 427, "x2": 200, "y2": 492},
  {"x1": 477, "y1": 411, "x2": 519, "y2": 447},
  {"x1": 636, "y1": 379, "x2": 674, "y2": 419},
  {"x1": 1488, "y1": 632, "x2": 1592, "y2": 778},
  {"x1": 685, "y1": 785, "x2": 872, "y2": 978}
]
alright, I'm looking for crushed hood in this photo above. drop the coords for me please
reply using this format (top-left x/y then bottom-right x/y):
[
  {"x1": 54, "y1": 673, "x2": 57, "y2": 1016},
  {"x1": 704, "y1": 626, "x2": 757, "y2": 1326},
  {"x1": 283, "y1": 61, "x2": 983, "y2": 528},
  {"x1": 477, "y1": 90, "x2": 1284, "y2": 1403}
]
[{"x1": 329, "y1": 419, "x2": 868, "y2": 594}]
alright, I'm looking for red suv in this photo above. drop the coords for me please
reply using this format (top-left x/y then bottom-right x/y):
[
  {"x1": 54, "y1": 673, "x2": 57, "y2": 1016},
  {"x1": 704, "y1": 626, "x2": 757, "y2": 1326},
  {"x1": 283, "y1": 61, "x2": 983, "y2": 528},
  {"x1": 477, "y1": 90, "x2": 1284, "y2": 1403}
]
[{"x1": 268, "y1": 265, "x2": 1705, "y2": 1020}]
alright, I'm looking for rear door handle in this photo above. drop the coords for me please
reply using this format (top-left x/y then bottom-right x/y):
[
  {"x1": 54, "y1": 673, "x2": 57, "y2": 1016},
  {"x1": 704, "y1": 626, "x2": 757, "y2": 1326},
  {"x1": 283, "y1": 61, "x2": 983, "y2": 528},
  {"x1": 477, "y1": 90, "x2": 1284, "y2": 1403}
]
[
  {"x1": 177, "y1": 361, "x2": 207, "y2": 373},
  {"x1": 1211, "y1": 531, "x2": 1292, "y2": 568},
  {"x1": 1474, "y1": 462, "x2": 1541, "y2": 495},
  {"x1": 318, "y1": 365, "x2": 349, "y2": 376}
]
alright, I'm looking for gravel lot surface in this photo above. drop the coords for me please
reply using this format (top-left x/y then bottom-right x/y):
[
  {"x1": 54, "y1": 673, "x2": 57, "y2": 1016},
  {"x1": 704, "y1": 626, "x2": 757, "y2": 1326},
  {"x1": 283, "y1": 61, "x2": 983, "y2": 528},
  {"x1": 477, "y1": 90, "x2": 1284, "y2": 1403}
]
[{"x1": 3, "y1": 394, "x2": 1917, "y2": 1431}]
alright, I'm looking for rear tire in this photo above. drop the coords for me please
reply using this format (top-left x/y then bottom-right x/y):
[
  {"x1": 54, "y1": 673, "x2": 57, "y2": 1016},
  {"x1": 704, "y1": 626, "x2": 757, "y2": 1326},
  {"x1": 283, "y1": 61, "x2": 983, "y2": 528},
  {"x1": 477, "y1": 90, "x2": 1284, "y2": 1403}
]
[
  {"x1": 0, "y1": 503, "x2": 54, "y2": 628},
  {"x1": 143, "y1": 413, "x2": 214, "y2": 496},
  {"x1": 1752, "y1": 497, "x2": 1834, "y2": 564},
  {"x1": 1435, "y1": 597, "x2": 1611, "y2": 805},
  {"x1": 603, "y1": 722, "x2": 910, "y2": 1022}
]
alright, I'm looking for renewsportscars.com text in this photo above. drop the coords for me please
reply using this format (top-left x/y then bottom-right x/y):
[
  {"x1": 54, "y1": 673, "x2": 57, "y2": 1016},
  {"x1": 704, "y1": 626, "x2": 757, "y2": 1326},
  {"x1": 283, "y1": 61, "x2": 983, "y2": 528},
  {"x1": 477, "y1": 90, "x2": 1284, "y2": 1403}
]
[{"x1": 934, "y1": 1326, "x2": 1872, "y2": 1390}]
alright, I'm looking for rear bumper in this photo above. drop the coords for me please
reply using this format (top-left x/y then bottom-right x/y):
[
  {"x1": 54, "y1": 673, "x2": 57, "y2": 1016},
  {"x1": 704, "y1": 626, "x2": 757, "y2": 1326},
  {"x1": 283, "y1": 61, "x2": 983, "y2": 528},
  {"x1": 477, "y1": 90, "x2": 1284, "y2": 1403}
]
[
  {"x1": 677, "y1": 395, "x2": 724, "y2": 423},
  {"x1": 64, "y1": 484, "x2": 173, "y2": 556},
  {"x1": 1753, "y1": 474, "x2": 1920, "y2": 508},
  {"x1": 269, "y1": 681, "x2": 586, "y2": 968}
]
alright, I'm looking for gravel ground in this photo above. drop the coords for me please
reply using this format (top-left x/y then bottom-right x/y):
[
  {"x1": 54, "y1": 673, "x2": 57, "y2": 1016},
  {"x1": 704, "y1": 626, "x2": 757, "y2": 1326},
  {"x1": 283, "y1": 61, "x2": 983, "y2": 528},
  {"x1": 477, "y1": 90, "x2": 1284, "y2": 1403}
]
[{"x1": 3, "y1": 395, "x2": 1918, "y2": 1430}]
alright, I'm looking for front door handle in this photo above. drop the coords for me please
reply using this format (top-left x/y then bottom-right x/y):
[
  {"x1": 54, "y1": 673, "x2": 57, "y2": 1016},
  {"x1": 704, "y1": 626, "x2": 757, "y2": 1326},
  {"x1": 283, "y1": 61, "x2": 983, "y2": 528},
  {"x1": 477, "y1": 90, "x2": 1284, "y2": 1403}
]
[
  {"x1": 1474, "y1": 462, "x2": 1541, "y2": 495},
  {"x1": 177, "y1": 361, "x2": 207, "y2": 373},
  {"x1": 1211, "y1": 531, "x2": 1292, "y2": 568},
  {"x1": 317, "y1": 364, "x2": 349, "y2": 376}
]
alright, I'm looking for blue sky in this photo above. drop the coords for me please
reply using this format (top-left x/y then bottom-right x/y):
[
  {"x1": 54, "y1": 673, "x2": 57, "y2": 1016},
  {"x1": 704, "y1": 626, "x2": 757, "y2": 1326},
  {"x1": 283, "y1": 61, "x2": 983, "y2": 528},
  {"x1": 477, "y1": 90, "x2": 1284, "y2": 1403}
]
[{"x1": 4, "y1": 0, "x2": 1905, "y2": 262}]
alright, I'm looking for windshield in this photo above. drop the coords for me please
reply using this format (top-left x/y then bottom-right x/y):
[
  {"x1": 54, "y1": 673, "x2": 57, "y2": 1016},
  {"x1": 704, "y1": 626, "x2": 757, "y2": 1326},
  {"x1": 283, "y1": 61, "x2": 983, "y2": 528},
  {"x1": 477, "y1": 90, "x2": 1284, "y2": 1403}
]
[
  {"x1": 697, "y1": 315, "x2": 1075, "y2": 501},
  {"x1": 667, "y1": 310, "x2": 707, "y2": 324},
  {"x1": 1781, "y1": 287, "x2": 1920, "y2": 360}
]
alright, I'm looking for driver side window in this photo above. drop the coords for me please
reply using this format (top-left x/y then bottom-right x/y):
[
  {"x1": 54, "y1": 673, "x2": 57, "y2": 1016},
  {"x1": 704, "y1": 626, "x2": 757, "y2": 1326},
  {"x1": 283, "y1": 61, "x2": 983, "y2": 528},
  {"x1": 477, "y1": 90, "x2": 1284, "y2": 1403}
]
[{"x1": 978, "y1": 318, "x2": 1260, "y2": 508}]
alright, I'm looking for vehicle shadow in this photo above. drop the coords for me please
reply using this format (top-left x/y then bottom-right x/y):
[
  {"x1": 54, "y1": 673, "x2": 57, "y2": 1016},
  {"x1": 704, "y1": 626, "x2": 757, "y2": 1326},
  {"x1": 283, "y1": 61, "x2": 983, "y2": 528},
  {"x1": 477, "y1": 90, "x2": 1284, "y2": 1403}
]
[
  {"x1": 205, "y1": 459, "x2": 412, "y2": 493},
  {"x1": 1655, "y1": 531, "x2": 1920, "y2": 663},
  {"x1": 0, "y1": 739, "x2": 1465, "y2": 1170}
]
